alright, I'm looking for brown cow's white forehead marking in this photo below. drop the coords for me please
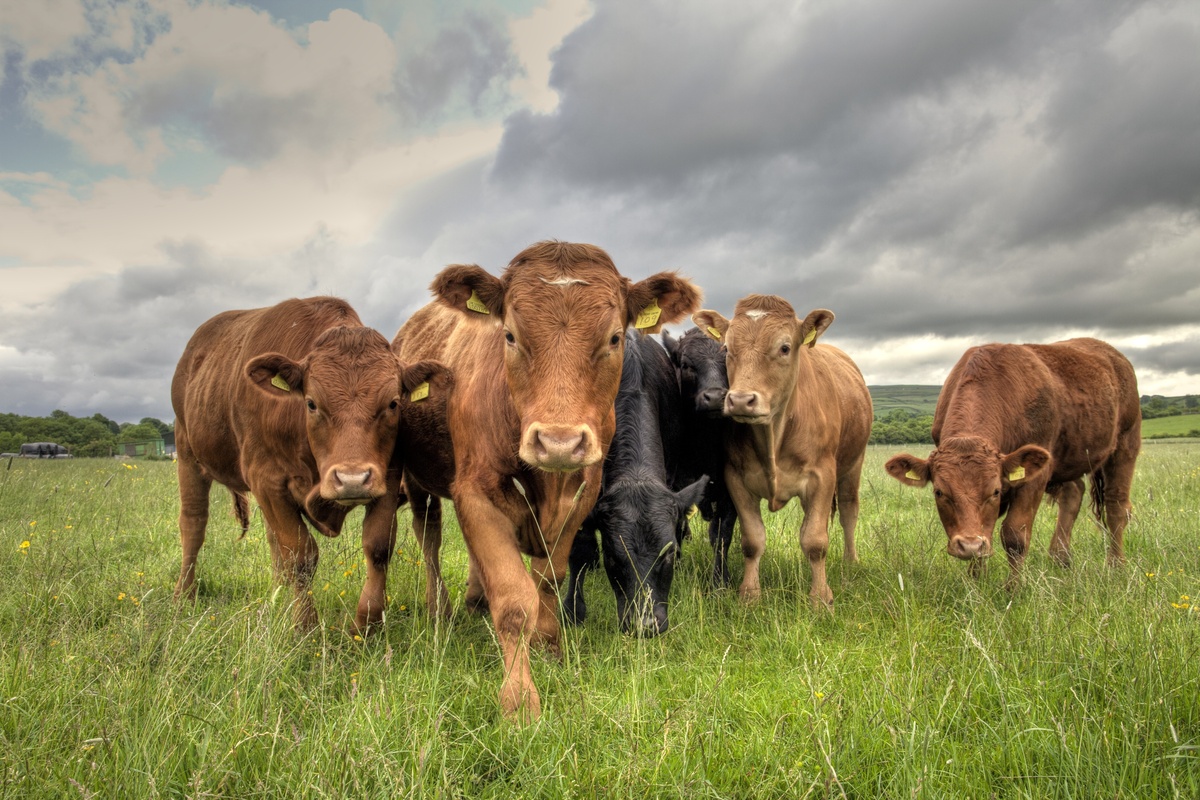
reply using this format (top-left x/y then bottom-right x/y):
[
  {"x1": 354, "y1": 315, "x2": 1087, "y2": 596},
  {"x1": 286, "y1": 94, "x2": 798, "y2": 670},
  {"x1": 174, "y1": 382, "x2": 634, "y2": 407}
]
[
  {"x1": 743, "y1": 310, "x2": 769, "y2": 320},
  {"x1": 539, "y1": 276, "x2": 590, "y2": 287}
]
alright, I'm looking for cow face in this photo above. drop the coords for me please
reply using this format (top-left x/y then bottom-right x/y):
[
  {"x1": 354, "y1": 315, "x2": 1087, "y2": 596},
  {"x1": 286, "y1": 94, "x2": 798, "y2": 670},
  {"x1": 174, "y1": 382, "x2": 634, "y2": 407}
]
[
  {"x1": 695, "y1": 296, "x2": 833, "y2": 424},
  {"x1": 245, "y1": 326, "x2": 406, "y2": 510},
  {"x1": 885, "y1": 437, "x2": 1051, "y2": 559},
  {"x1": 595, "y1": 477, "x2": 708, "y2": 635},
  {"x1": 663, "y1": 327, "x2": 728, "y2": 417},
  {"x1": 432, "y1": 241, "x2": 701, "y2": 472}
]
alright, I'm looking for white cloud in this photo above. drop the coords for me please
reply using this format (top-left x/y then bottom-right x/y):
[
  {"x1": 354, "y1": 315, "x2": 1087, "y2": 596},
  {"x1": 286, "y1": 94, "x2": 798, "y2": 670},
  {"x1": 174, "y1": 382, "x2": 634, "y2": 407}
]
[{"x1": 508, "y1": 0, "x2": 593, "y2": 113}]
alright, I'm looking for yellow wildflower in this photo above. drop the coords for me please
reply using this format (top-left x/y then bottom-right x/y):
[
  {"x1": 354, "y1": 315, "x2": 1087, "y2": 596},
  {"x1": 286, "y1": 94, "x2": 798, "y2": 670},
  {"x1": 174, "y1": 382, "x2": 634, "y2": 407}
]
[
  {"x1": 117, "y1": 592, "x2": 126, "y2": 601},
  {"x1": 19, "y1": 540, "x2": 30, "y2": 551}
]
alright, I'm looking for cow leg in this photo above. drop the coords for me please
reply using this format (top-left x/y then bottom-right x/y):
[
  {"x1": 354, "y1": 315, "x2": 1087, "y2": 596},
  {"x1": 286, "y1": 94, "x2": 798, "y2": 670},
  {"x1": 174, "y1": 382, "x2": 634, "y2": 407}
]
[
  {"x1": 797, "y1": 470, "x2": 836, "y2": 611},
  {"x1": 564, "y1": 526, "x2": 599, "y2": 625},
  {"x1": 174, "y1": 454, "x2": 213, "y2": 602},
  {"x1": 464, "y1": 552, "x2": 489, "y2": 614},
  {"x1": 355, "y1": 476, "x2": 402, "y2": 633},
  {"x1": 530, "y1": 551, "x2": 568, "y2": 657},
  {"x1": 256, "y1": 492, "x2": 320, "y2": 630},
  {"x1": 457, "y1": 491, "x2": 541, "y2": 722},
  {"x1": 726, "y1": 474, "x2": 766, "y2": 602},
  {"x1": 999, "y1": 483, "x2": 1045, "y2": 589},
  {"x1": 409, "y1": 486, "x2": 451, "y2": 619},
  {"x1": 1046, "y1": 479, "x2": 1084, "y2": 568},
  {"x1": 710, "y1": 499, "x2": 736, "y2": 589},
  {"x1": 1100, "y1": 434, "x2": 1138, "y2": 565},
  {"x1": 836, "y1": 456, "x2": 864, "y2": 565},
  {"x1": 231, "y1": 490, "x2": 251, "y2": 539}
]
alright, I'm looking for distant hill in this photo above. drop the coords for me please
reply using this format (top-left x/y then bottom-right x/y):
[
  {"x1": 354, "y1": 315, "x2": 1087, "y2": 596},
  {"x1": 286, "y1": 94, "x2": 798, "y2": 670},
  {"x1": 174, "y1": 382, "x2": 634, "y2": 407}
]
[{"x1": 867, "y1": 385, "x2": 940, "y2": 418}]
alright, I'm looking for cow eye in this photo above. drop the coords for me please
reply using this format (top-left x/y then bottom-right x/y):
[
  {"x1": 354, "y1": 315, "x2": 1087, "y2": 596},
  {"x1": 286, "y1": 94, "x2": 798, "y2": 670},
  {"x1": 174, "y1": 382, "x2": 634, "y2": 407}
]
[
  {"x1": 504, "y1": 330, "x2": 515, "y2": 345},
  {"x1": 992, "y1": 488, "x2": 1001, "y2": 498},
  {"x1": 306, "y1": 398, "x2": 317, "y2": 412},
  {"x1": 781, "y1": 343, "x2": 791, "y2": 355},
  {"x1": 389, "y1": 399, "x2": 400, "y2": 411},
  {"x1": 934, "y1": 488, "x2": 943, "y2": 498},
  {"x1": 610, "y1": 333, "x2": 621, "y2": 347}
]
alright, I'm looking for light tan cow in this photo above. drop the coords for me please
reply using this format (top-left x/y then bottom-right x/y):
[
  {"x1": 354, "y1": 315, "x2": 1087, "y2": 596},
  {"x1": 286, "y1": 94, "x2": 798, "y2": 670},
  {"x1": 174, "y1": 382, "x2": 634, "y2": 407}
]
[{"x1": 694, "y1": 295, "x2": 872, "y2": 610}]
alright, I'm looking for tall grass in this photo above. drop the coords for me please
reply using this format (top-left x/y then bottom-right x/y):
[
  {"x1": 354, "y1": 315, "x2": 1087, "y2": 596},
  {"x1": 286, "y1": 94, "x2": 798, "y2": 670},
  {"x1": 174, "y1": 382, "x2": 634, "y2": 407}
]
[{"x1": 2, "y1": 446, "x2": 1198, "y2": 798}]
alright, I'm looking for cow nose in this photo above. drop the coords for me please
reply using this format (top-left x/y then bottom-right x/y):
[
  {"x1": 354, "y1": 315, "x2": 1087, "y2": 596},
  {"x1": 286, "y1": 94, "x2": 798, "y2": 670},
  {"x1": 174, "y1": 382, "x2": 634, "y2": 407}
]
[
  {"x1": 949, "y1": 536, "x2": 991, "y2": 560},
  {"x1": 725, "y1": 391, "x2": 760, "y2": 417},
  {"x1": 523, "y1": 423, "x2": 597, "y2": 470},
  {"x1": 698, "y1": 387, "x2": 726, "y2": 412},
  {"x1": 332, "y1": 468, "x2": 373, "y2": 495}
]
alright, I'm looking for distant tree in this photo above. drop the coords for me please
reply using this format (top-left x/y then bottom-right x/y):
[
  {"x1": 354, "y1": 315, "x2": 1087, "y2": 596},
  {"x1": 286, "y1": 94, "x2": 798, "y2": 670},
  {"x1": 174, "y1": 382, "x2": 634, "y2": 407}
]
[
  {"x1": 1186, "y1": 396, "x2": 1199, "y2": 411},
  {"x1": 92, "y1": 413, "x2": 120, "y2": 435},
  {"x1": 117, "y1": 422, "x2": 162, "y2": 443},
  {"x1": 140, "y1": 417, "x2": 173, "y2": 437}
]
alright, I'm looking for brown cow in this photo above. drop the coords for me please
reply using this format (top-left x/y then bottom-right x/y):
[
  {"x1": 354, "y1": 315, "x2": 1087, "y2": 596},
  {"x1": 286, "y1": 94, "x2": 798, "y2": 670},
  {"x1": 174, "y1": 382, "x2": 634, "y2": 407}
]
[
  {"x1": 394, "y1": 241, "x2": 700, "y2": 721},
  {"x1": 884, "y1": 338, "x2": 1140, "y2": 581},
  {"x1": 172, "y1": 296, "x2": 448, "y2": 631},
  {"x1": 694, "y1": 296, "x2": 873, "y2": 610}
]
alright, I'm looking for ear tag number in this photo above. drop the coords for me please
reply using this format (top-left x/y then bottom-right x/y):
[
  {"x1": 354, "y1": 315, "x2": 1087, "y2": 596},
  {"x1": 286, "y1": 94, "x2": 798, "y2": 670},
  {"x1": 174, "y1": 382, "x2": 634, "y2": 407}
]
[
  {"x1": 634, "y1": 299, "x2": 662, "y2": 329},
  {"x1": 271, "y1": 374, "x2": 291, "y2": 392},
  {"x1": 466, "y1": 290, "x2": 490, "y2": 314},
  {"x1": 706, "y1": 326, "x2": 722, "y2": 341},
  {"x1": 1007, "y1": 466, "x2": 1026, "y2": 481},
  {"x1": 905, "y1": 469, "x2": 921, "y2": 481},
  {"x1": 410, "y1": 382, "x2": 430, "y2": 402},
  {"x1": 802, "y1": 329, "x2": 817, "y2": 346}
]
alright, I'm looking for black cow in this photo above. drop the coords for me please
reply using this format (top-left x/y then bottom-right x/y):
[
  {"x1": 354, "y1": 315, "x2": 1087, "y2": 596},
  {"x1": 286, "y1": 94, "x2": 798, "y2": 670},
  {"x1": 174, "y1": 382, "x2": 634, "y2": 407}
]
[
  {"x1": 564, "y1": 333, "x2": 708, "y2": 636},
  {"x1": 662, "y1": 327, "x2": 739, "y2": 588}
]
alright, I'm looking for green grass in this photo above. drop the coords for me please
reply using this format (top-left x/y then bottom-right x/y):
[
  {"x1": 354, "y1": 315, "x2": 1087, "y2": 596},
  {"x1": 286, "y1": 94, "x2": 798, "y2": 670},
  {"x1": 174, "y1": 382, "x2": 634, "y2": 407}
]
[
  {"x1": 1142, "y1": 414, "x2": 1200, "y2": 438},
  {"x1": 867, "y1": 385, "x2": 941, "y2": 417},
  {"x1": 3, "y1": 448, "x2": 1199, "y2": 798}
]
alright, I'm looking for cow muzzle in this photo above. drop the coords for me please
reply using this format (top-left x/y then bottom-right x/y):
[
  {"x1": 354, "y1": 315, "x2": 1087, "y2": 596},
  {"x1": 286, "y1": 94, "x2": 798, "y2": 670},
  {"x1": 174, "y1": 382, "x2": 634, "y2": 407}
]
[
  {"x1": 619, "y1": 597, "x2": 668, "y2": 638},
  {"x1": 321, "y1": 464, "x2": 385, "y2": 505},
  {"x1": 724, "y1": 391, "x2": 769, "y2": 423},
  {"x1": 948, "y1": 535, "x2": 992, "y2": 560},
  {"x1": 697, "y1": 387, "x2": 727, "y2": 417},
  {"x1": 519, "y1": 423, "x2": 600, "y2": 471}
]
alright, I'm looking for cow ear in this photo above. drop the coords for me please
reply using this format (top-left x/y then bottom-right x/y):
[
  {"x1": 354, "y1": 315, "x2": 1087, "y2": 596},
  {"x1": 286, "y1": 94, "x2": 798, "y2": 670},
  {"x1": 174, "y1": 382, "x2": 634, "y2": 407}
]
[
  {"x1": 692, "y1": 310, "x2": 729, "y2": 342},
  {"x1": 626, "y1": 271, "x2": 702, "y2": 333},
  {"x1": 798, "y1": 309, "x2": 835, "y2": 348},
  {"x1": 246, "y1": 353, "x2": 305, "y2": 398},
  {"x1": 431, "y1": 264, "x2": 505, "y2": 318},
  {"x1": 885, "y1": 454, "x2": 931, "y2": 487},
  {"x1": 661, "y1": 330, "x2": 679, "y2": 359},
  {"x1": 1001, "y1": 445, "x2": 1051, "y2": 485},
  {"x1": 674, "y1": 475, "x2": 709, "y2": 515},
  {"x1": 400, "y1": 359, "x2": 454, "y2": 400}
]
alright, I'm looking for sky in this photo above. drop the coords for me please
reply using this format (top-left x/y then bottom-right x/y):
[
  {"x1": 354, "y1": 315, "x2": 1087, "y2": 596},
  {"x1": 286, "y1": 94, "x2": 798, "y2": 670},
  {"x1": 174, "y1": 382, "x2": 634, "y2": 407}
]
[{"x1": 1, "y1": 0, "x2": 1198, "y2": 423}]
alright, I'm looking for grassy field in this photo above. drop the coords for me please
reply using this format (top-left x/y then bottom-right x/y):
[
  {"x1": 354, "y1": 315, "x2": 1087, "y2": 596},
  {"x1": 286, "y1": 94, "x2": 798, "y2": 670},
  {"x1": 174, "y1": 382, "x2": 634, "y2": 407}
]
[
  {"x1": 2, "y1": 446, "x2": 1199, "y2": 798},
  {"x1": 1142, "y1": 414, "x2": 1200, "y2": 438},
  {"x1": 867, "y1": 385, "x2": 940, "y2": 418}
]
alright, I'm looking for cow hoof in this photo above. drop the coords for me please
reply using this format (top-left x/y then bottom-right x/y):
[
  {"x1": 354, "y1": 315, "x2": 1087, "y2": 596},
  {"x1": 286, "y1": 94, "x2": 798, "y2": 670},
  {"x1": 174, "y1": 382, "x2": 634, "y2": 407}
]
[
  {"x1": 738, "y1": 585, "x2": 762, "y2": 604},
  {"x1": 1106, "y1": 553, "x2": 1126, "y2": 567},
  {"x1": 499, "y1": 685, "x2": 542, "y2": 725},
  {"x1": 1049, "y1": 550, "x2": 1072, "y2": 569},
  {"x1": 809, "y1": 590, "x2": 834, "y2": 613},
  {"x1": 465, "y1": 591, "x2": 490, "y2": 615}
]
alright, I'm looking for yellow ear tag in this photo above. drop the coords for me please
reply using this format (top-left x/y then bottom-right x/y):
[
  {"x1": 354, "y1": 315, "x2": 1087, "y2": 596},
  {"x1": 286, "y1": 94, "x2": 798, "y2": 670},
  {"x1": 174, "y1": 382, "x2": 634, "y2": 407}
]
[
  {"x1": 466, "y1": 290, "x2": 490, "y2": 314},
  {"x1": 706, "y1": 326, "x2": 722, "y2": 341},
  {"x1": 271, "y1": 374, "x2": 291, "y2": 392},
  {"x1": 409, "y1": 381, "x2": 430, "y2": 403},
  {"x1": 905, "y1": 469, "x2": 921, "y2": 481},
  {"x1": 687, "y1": 504, "x2": 699, "y2": 520},
  {"x1": 634, "y1": 299, "x2": 662, "y2": 329},
  {"x1": 802, "y1": 328, "x2": 817, "y2": 346},
  {"x1": 1007, "y1": 466, "x2": 1026, "y2": 481}
]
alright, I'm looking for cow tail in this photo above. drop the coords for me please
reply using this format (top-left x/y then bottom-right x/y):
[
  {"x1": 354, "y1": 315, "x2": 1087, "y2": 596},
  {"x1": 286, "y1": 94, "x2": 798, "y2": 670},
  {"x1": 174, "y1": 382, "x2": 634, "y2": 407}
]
[{"x1": 1090, "y1": 469, "x2": 1107, "y2": 528}]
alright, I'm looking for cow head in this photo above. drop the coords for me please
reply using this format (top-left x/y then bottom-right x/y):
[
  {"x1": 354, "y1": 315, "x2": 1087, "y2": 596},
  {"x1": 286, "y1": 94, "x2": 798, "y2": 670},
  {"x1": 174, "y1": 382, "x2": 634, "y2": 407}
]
[
  {"x1": 245, "y1": 325, "x2": 408, "y2": 510},
  {"x1": 885, "y1": 437, "x2": 1051, "y2": 559},
  {"x1": 663, "y1": 327, "x2": 728, "y2": 417},
  {"x1": 431, "y1": 241, "x2": 701, "y2": 472},
  {"x1": 694, "y1": 295, "x2": 833, "y2": 424},
  {"x1": 594, "y1": 476, "x2": 709, "y2": 636}
]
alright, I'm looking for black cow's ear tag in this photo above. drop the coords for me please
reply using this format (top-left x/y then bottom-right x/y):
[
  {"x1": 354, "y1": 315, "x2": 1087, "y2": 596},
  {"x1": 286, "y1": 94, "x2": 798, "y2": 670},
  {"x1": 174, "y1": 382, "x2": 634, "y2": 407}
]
[{"x1": 271, "y1": 374, "x2": 291, "y2": 392}]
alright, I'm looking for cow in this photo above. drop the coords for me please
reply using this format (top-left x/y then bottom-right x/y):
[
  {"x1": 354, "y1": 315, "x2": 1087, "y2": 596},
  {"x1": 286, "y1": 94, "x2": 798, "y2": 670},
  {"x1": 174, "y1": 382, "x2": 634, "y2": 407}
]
[
  {"x1": 662, "y1": 327, "x2": 739, "y2": 588},
  {"x1": 172, "y1": 296, "x2": 448, "y2": 632},
  {"x1": 563, "y1": 332, "x2": 709, "y2": 636},
  {"x1": 694, "y1": 295, "x2": 873, "y2": 610},
  {"x1": 393, "y1": 240, "x2": 700, "y2": 721},
  {"x1": 884, "y1": 338, "x2": 1140, "y2": 581}
]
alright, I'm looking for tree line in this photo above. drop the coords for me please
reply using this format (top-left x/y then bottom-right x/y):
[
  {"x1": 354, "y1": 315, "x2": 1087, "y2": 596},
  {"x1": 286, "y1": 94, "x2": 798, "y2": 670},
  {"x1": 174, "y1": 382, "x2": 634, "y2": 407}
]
[{"x1": 0, "y1": 411, "x2": 172, "y2": 458}]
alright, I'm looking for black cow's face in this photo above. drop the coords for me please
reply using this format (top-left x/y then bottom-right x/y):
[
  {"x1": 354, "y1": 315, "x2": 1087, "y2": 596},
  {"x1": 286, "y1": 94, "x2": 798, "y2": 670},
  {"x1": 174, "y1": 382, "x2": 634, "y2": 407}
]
[
  {"x1": 665, "y1": 328, "x2": 728, "y2": 417},
  {"x1": 594, "y1": 476, "x2": 707, "y2": 636}
]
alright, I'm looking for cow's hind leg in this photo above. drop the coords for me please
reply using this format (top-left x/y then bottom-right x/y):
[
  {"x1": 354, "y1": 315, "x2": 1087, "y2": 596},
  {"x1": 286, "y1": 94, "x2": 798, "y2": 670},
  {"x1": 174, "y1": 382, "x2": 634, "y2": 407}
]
[
  {"x1": 175, "y1": 454, "x2": 213, "y2": 602},
  {"x1": 409, "y1": 485, "x2": 451, "y2": 619},
  {"x1": 563, "y1": 526, "x2": 599, "y2": 625},
  {"x1": 1045, "y1": 479, "x2": 1083, "y2": 568},
  {"x1": 836, "y1": 455, "x2": 864, "y2": 565}
]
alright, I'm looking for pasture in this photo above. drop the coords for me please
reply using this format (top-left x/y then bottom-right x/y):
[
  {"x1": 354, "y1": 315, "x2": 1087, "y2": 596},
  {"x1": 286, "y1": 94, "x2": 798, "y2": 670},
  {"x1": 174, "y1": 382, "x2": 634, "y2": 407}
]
[{"x1": 2, "y1": 444, "x2": 1198, "y2": 798}]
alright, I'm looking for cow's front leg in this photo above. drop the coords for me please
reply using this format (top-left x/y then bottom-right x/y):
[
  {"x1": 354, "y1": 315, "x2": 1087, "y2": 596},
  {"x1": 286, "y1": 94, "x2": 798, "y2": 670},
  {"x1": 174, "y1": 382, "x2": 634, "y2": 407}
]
[
  {"x1": 174, "y1": 452, "x2": 213, "y2": 602},
  {"x1": 408, "y1": 484, "x2": 451, "y2": 619},
  {"x1": 999, "y1": 483, "x2": 1045, "y2": 590},
  {"x1": 355, "y1": 476, "x2": 401, "y2": 633},
  {"x1": 457, "y1": 491, "x2": 541, "y2": 723},
  {"x1": 256, "y1": 491, "x2": 320, "y2": 630},
  {"x1": 726, "y1": 471, "x2": 766, "y2": 602},
  {"x1": 797, "y1": 469, "x2": 836, "y2": 612}
]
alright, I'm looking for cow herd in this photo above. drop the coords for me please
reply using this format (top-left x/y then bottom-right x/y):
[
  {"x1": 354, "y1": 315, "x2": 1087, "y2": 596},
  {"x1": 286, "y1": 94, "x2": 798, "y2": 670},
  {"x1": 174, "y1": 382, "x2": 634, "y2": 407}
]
[{"x1": 171, "y1": 240, "x2": 1142, "y2": 722}]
